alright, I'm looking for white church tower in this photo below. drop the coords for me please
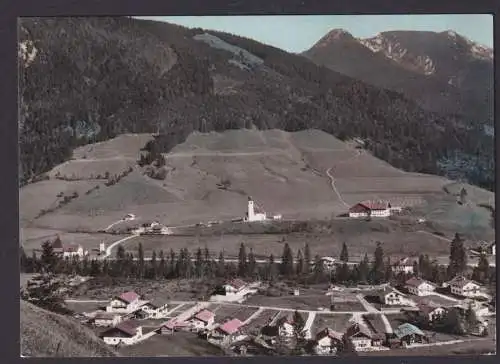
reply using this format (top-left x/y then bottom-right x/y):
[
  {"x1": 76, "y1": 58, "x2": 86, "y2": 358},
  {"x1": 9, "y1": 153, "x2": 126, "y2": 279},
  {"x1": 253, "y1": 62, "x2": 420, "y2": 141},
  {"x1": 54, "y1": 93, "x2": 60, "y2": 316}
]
[{"x1": 247, "y1": 196, "x2": 267, "y2": 222}]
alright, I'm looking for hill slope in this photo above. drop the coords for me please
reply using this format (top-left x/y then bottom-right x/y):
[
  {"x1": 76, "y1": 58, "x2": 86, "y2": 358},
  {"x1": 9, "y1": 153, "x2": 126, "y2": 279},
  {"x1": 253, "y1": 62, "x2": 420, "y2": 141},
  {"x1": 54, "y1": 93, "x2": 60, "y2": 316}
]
[
  {"x1": 19, "y1": 17, "x2": 492, "y2": 191},
  {"x1": 25, "y1": 129, "x2": 494, "y2": 240},
  {"x1": 20, "y1": 300, "x2": 117, "y2": 357},
  {"x1": 303, "y1": 29, "x2": 494, "y2": 127}
]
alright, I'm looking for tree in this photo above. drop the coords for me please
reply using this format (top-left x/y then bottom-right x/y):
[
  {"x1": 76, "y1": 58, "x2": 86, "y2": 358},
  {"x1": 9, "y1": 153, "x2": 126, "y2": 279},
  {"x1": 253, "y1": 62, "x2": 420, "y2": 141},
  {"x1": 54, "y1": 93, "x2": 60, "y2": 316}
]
[
  {"x1": 340, "y1": 242, "x2": 349, "y2": 262},
  {"x1": 336, "y1": 262, "x2": 350, "y2": 284},
  {"x1": 281, "y1": 243, "x2": 294, "y2": 277},
  {"x1": 20, "y1": 247, "x2": 28, "y2": 273},
  {"x1": 448, "y1": 233, "x2": 467, "y2": 279},
  {"x1": 21, "y1": 273, "x2": 71, "y2": 315},
  {"x1": 158, "y1": 250, "x2": 166, "y2": 278},
  {"x1": 296, "y1": 249, "x2": 304, "y2": 276},
  {"x1": 464, "y1": 303, "x2": 479, "y2": 334},
  {"x1": 384, "y1": 257, "x2": 393, "y2": 282},
  {"x1": 149, "y1": 250, "x2": 158, "y2": 279},
  {"x1": 459, "y1": 187, "x2": 468, "y2": 205},
  {"x1": 371, "y1": 242, "x2": 385, "y2": 284},
  {"x1": 217, "y1": 251, "x2": 226, "y2": 277},
  {"x1": 267, "y1": 254, "x2": 277, "y2": 281},
  {"x1": 472, "y1": 251, "x2": 490, "y2": 284},
  {"x1": 40, "y1": 240, "x2": 58, "y2": 273},
  {"x1": 238, "y1": 243, "x2": 247, "y2": 277},
  {"x1": 116, "y1": 245, "x2": 126, "y2": 260},
  {"x1": 195, "y1": 247, "x2": 203, "y2": 278},
  {"x1": 137, "y1": 243, "x2": 145, "y2": 279},
  {"x1": 247, "y1": 248, "x2": 256, "y2": 278},
  {"x1": 312, "y1": 255, "x2": 325, "y2": 282},
  {"x1": 358, "y1": 254, "x2": 370, "y2": 284},
  {"x1": 303, "y1": 243, "x2": 311, "y2": 275}
]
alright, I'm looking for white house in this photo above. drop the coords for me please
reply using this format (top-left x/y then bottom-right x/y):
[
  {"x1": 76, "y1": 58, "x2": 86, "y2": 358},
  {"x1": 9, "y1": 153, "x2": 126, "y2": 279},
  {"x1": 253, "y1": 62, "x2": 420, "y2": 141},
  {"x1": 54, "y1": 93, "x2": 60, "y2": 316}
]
[
  {"x1": 245, "y1": 196, "x2": 267, "y2": 222},
  {"x1": 140, "y1": 299, "x2": 169, "y2": 319},
  {"x1": 210, "y1": 318, "x2": 245, "y2": 344},
  {"x1": 378, "y1": 287, "x2": 404, "y2": 305},
  {"x1": 100, "y1": 320, "x2": 143, "y2": 346},
  {"x1": 106, "y1": 291, "x2": 143, "y2": 314},
  {"x1": 344, "y1": 322, "x2": 383, "y2": 351},
  {"x1": 417, "y1": 303, "x2": 446, "y2": 322},
  {"x1": 392, "y1": 258, "x2": 415, "y2": 275},
  {"x1": 99, "y1": 242, "x2": 106, "y2": 254},
  {"x1": 276, "y1": 313, "x2": 298, "y2": 338},
  {"x1": 315, "y1": 328, "x2": 343, "y2": 355},
  {"x1": 62, "y1": 244, "x2": 87, "y2": 258},
  {"x1": 348, "y1": 201, "x2": 392, "y2": 218},
  {"x1": 92, "y1": 311, "x2": 123, "y2": 327},
  {"x1": 190, "y1": 309, "x2": 215, "y2": 330},
  {"x1": 447, "y1": 276, "x2": 483, "y2": 298},
  {"x1": 223, "y1": 279, "x2": 247, "y2": 295},
  {"x1": 490, "y1": 242, "x2": 496, "y2": 256},
  {"x1": 405, "y1": 277, "x2": 436, "y2": 296}
]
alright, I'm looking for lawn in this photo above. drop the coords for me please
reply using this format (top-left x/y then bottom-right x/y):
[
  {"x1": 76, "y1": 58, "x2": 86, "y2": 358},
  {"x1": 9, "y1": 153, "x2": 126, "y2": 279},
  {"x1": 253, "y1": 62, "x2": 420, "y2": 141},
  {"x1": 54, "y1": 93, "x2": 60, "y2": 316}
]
[
  {"x1": 244, "y1": 293, "x2": 333, "y2": 310},
  {"x1": 119, "y1": 331, "x2": 224, "y2": 357},
  {"x1": 243, "y1": 309, "x2": 280, "y2": 333},
  {"x1": 210, "y1": 305, "x2": 258, "y2": 323}
]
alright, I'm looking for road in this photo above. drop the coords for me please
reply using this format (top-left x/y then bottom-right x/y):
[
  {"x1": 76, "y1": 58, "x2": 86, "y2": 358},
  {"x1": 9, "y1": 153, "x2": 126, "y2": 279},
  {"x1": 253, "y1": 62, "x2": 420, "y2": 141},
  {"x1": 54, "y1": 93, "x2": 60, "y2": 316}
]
[{"x1": 102, "y1": 234, "x2": 140, "y2": 259}]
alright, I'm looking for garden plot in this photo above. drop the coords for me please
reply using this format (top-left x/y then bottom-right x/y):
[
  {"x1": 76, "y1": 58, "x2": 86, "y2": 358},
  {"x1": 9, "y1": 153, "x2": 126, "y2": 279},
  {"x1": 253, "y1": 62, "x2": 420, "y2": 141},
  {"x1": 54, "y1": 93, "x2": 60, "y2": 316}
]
[
  {"x1": 210, "y1": 305, "x2": 259, "y2": 324},
  {"x1": 242, "y1": 309, "x2": 280, "y2": 334},
  {"x1": 310, "y1": 314, "x2": 353, "y2": 336}
]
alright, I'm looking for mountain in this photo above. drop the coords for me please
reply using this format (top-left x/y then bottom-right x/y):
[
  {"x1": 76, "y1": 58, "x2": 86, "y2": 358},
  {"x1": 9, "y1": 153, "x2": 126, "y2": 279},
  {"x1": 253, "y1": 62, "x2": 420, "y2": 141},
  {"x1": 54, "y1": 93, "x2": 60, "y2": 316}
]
[
  {"x1": 21, "y1": 300, "x2": 118, "y2": 357},
  {"x1": 302, "y1": 29, "x2": 494, "y2": 126},
  {"x1": 18, "y1": 17, "x2": 493, "y2": 191}
]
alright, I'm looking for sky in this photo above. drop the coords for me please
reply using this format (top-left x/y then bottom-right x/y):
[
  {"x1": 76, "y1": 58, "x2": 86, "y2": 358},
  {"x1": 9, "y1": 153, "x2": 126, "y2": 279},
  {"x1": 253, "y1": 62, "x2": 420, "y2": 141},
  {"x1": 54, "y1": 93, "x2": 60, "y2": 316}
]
[{"x1": 135, "y1": 15, "x2": 493, "y2": 53}]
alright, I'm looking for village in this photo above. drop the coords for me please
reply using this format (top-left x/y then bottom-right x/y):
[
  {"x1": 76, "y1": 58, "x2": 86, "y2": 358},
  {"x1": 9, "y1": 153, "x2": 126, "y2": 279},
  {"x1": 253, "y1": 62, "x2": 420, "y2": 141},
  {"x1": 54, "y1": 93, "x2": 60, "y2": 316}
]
[
  {"x1": 58, "y1": 259, "x2": 495, "y2": 357},
  {"x1": 23, "y1": 195, "x2": 496, "y2": 356}
]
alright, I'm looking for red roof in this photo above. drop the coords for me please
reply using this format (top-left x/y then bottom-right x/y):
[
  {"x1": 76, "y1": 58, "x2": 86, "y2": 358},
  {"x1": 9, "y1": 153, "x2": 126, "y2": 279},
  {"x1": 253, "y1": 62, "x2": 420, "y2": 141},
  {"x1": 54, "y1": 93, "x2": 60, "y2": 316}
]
[
  {"x1": 63, "y1": 244, "x2": 80, "y2": 252},
  {"x1": 227, "y1": 278, "x2": 246, "y2": 290},
  {"x1": 194, "y1": 309, "x2": 215, "y2": 323},
  {"x1": 217, "y1": 318, "x2": 243, "y2": 335},
  {"x1": 118, "y1": 291, "x2": 140, "y2": 303},
  {"x1": 349, "y1": 201, "x2": 389, "y2": 212}
]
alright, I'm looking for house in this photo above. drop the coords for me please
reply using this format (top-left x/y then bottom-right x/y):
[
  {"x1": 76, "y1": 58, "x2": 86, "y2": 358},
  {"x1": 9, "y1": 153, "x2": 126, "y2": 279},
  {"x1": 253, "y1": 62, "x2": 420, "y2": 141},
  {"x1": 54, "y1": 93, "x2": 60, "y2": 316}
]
[
  {"x1": 159, "y1": 319, "x2": 189, "y2": 335},
  {"x1": 245, "y1": 196, "x2": 267, "y2": 222},
  {"x1": 223, "y1": 279, "x2": 247, "y2": 295},
  {"x1": 378, "y1": 287, "x2": 404, "y2": 305},
  {"x1": 315, "y1": 328, "x2": 344, "y2": 355},
  {"x1": 490, "y1": 242, "x2": 496, "y2": 256},
  {"x1": 62, "y1": 244, "x2": 87, "y2": 258},
  {"x1": 106, "y1": 291, "x2": 143, "y2": 313},
  {"x1": 344, "y1": 322, "x2": 383, "y2": 351},
  {"x1": 276, "y1": 313, "x2": 298, "y2": 338},
  {"x1": 348, "y1": 201, "x2": 392, "y2": 218},
  {"x1": 454, "y1": 299, "x2": 491, "y2": 317},
  {"x1": 415, "y1": 303, "x2": 447, "y2": 322},
  {"x1": 100, "y1": 320, "x2": 143, "y2": 346},
  {"x1": 211, "y1": 318, "x2": 244, "y2": 343},
  {"x1": 405, "y1": 277, "x2": 436, "y2": 296},
  {"x1": 92, "y1": 311, "x2": 123, "y2": 327},
  {"x1": 446, "y1": 276, "x2": 483, "y2": 298},
  {"x1": 393, "y1": 323, "x2": 428, "y2": 346},
  {"x1": 190, "y1": 309, "x2": 215, "y2": 329},
  {"x1": 392, "y1": 258, "x2": 415, "y2": 275},
  {"x1": 140, "y1": 298, "x2": 169, "y2": 319}
]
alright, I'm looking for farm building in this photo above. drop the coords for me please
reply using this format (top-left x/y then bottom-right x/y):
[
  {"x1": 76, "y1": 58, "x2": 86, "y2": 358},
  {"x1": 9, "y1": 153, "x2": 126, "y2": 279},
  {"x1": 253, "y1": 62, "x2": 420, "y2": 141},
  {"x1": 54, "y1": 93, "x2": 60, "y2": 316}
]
[
  {"x1": 344, "y1": 322, "x2": 383, "y2": 351},
  {"x1": 348, "y1": 201, "x2": 392, "y2": 218},
  {"x1": 405, "y1": 277, "x2": 436, "y2": 296},
  {"x1": 377, "y1": 287, "x2": 404, "y2": 305},
  {"x1": 100, "y1": 320, "x2": 143, "y2": 346},
  {"x1": 211, "y1": 318, "x2": 245, "y2": 344},
  {"x1": 190, "y1": 309, "x2": 215, "y2": 330},
  {"x1": 49, "y1": 238, "x2": 87, "y2": 258},
  {"x1": 140, "y1": 298, "x2": 169, "y2": 319},
  {"x1": 92, "y1": 311, "x2": 123, "y2": 327},
  {"x1": 223, "y1": 279, "x2": 248, "y2": 294},
  {"x1": 314, "y1": 328, "x2": 344, "y2": 355},
  {"x1": 402, "y1": 303, "x2": 446, "y2": 323},
  {"x1": 159, "y1": 319, "x2": 190, "y2": 335},
  {"x1": 392, "y1": 258, "x2": 415, "y2": 274},
  {"x1": 106, "y1": 291, "x2": 143, "y2": 314},
  {"x1": 445, "y1": 276, "x2": 483, "y2": 298},
  {"x1": 393, "y1": 323, "x2": 428, "y2": 347}
]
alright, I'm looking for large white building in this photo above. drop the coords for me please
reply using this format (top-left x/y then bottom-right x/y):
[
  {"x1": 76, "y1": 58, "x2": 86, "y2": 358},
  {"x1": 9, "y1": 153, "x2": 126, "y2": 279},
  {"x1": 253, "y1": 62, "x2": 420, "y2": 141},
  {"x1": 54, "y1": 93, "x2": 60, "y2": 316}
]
[
  {"x1": 245, "y1": 197, "x2": 267, "y2": 222},
  {"x1": 348, "y1": 201, "x2": 392, "y2": 218}
]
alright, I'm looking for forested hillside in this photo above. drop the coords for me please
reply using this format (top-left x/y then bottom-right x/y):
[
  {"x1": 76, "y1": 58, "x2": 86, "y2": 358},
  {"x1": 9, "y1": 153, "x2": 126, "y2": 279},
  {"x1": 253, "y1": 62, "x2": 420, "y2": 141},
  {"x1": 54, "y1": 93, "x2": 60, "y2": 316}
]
[{"x1": 18, "y1": 17, "x2": 493, "y2": 190}]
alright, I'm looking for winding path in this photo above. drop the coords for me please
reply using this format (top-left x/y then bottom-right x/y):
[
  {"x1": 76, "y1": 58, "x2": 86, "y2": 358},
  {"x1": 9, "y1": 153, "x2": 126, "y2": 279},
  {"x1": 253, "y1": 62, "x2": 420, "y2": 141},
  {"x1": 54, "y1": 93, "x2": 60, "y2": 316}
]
[{"x1": 325, "y1": 149, "x2": 363, "y2": 208}]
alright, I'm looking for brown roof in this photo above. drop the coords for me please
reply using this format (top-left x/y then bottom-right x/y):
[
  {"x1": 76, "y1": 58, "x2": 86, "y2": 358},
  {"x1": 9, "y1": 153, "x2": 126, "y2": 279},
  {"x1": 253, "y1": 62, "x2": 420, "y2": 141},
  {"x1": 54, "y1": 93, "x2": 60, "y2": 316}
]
[
  {"x1": 51, "y1": 238, "x2": 63, "y2": 249},
  {"x1": 405, "y1": 277, "x2": 435, "y2": 288},
  {"x1": 345, "y1": 322, "x2": 373, "y2": 339},
  {"x1": 316, "y1": 328, "x2": 343, "y2": 341},
  {"x1": 105, "y1": 320, "x2": 140, "y2": 337},
  {"x1": 227, "y1": 278, "x2": 246, "y2": 290},
  {"x1": 417, "y1": 303, "x2": 445, "y2": 316},
  {"x1": 194, "y1": 309, "x2": 215, "y2": 323}
]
